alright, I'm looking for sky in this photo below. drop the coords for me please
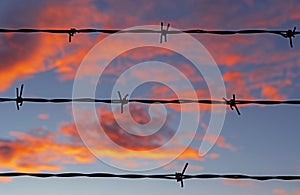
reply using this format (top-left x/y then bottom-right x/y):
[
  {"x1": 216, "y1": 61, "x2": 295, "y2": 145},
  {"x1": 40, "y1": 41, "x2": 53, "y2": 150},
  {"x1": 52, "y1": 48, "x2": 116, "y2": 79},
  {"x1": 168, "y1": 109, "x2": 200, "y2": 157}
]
[{"x1": 0, "y1": 0, "x2": 300, "y2": 194}]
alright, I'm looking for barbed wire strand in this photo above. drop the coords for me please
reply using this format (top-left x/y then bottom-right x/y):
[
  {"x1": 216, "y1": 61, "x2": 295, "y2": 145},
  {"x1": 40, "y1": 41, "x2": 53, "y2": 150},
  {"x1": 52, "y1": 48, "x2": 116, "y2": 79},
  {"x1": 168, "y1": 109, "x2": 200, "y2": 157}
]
[
  {"x1": 1, "y1": 84, "x2": 300, "y2": 115},
  {"x1": 0, "y1": 23, "x2": 298, "y2": 47},
  {"x1": 0, "y1": 163, "x2": 300, "y2": 188}
]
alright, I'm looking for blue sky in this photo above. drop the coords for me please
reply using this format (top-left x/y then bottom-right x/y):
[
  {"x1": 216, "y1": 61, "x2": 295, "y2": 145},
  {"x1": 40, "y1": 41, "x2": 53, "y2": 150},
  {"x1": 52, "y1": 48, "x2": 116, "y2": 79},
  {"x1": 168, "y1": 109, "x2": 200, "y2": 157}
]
[{"x1": 0, "y1": 0, "x2": 300, "y2": 194}]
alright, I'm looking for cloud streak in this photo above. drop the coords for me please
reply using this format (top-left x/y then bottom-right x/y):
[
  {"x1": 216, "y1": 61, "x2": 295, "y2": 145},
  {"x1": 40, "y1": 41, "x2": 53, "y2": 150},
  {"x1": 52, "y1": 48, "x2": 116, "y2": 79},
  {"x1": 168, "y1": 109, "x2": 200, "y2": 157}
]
[
  {"x1": 273, "y1": 188, "x2": 300, "y2": 195},
  {"x1": 0, "y1": 127, "x2": 94, "y2": 174}
]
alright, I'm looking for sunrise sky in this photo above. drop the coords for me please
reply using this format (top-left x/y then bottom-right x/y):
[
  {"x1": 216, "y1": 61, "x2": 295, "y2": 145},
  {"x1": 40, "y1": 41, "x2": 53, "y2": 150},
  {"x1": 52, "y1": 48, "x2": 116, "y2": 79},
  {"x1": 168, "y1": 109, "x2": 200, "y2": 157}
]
[{"x1": 0, "y1": 0, "x2": 300, "y2": 194}]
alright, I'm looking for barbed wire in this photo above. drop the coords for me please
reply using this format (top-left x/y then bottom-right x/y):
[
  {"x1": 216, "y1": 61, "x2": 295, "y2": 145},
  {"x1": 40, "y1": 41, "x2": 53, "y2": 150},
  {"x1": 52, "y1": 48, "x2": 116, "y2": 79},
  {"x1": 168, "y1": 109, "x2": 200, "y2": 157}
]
[
  {"x1": 0, "y1": 163, "x2": 300, "y2": 188},
  {"x1": 1, "y1": 84, "x2": 300, "y2": 115},
  {"x1": 1, "y1": 23, "x2": 300, "y2": 190},
  {"x1": 0, "y1": 23, "x2": 298, "y2": 47}
]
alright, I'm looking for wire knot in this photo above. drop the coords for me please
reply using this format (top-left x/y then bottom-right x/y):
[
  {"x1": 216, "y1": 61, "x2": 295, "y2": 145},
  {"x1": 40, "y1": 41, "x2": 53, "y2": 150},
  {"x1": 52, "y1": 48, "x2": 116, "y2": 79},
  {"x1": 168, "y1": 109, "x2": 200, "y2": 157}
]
[
  {"x1": 117, "y1": 91, "x2": 129, "y2": 113},
  {"x1": 175, "y1": 163, "x2": 188, "y2": 188},
  {"x1": 223, "y1": 94, "x2": 240, "y2": 115},
  {"x1": 69, "y1": 28, "x2": 77, "y2": 42},
  {"x1": 281, "y1": 27, "x2": 296, "y2": 48},
  {"x1": 16, "y1": 84, "x2": 24, "y2": 110},
  {"x1": 160, "y1": 22, "x2": 170, "y2": 43}
]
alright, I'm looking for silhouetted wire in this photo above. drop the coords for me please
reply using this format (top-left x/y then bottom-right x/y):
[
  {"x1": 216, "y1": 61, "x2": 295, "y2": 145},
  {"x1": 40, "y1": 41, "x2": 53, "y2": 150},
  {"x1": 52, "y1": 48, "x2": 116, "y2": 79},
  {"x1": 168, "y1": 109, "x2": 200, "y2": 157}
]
[
  {"x1": 0, "y1": 23, "x2": 297, "y2": 47},
  {"x1": 0, "y1": 162, "x2": 299, "y2": 189},
  {"x1": 2, "y1": 85, "x2": 300, "y2": 115},
  {"x1": 2, "y1": 97, "x2": 300, "y2": 104},
  {"x1": 0, "y1": 163, "x2": 299, "y2": 188},
  {"x1": 0, "y1": 172, "x2": 300, "y2": 181},
  {"x1": 0, "y1": 27, "x2": 298, "y2": 36}
]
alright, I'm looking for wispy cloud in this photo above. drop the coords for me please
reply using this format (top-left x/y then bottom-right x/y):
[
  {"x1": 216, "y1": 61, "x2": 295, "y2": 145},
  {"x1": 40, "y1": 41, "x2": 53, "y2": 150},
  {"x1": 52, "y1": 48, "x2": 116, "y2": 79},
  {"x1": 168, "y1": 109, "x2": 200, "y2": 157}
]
[
  {"x1": 273, "y1": 188, "x2": 300, "y2": 195},
  {"x1": 0, "y1": 128, "x2": 94, "y2": 173},
  {"x1": 222, "y1": 179, "x2": 253, "y2": 187},
  {"x1": 38, "y1": 113, "x2": 49, "y2": 120},
  {"x1": 198, "y1": 134, "x2": 237, "y2": 152}
]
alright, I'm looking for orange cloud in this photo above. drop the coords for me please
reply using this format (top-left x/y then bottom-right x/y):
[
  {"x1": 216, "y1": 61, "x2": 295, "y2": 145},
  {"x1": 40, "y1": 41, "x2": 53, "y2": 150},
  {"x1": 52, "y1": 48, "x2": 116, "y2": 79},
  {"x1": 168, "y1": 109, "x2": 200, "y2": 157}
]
[
  {"x1": 0, "y1": 1, "x2": 197, "y2": 92},
  {"x1": 38, "y1": 113, "x2": 49, "y2": 120},
  {"x1": 274, "y1": 189, "x2": 289, "y2": 195},
  {"x1": 118, "y1": 47, "x2": 173, "y2": 61},
  {"x1": 261, "y1": 85, "x2": 285, "y2": 99},
  {"x1": 197, "y1": 134, "x2": 237, "y2": 152},
  {"x1": 1, "y1": 0, "x2": 299, "y2": 97},
  {"x1": 63, "y1": 103, "x2": 238, "y2": 172},
  {"x1": 273, "y1": 189, "x2": 300, "y2": 195},
  {"x1": 223, "y1": 71, "x2": 253, "y2": 99},
  {"x1": 126, "y1": 60, "x2": 292, "y2": 114},
  {"x1": 0, "y1": 177, "x2": 12, "y2": 182},
  {"x1": 149, "y1": 84, "x2": 215, "y2": 112},
  {"x1": 0, "y1": 35, "x2": 47, "y2": 92},
  {"x1": 209, "y1": 153, "x2": 219, "y2": 159},
  {"x1": 0, "y1": 129, "x2": 94, "y2": 174},
  {"x1": 222, "y1": 179, "x2": 253, "y2": 187},
  {"x1": 67, "y1": 105, "x2": 222, "y2": 167},
  {"x1": 223, "y1": 66, "x2": 293, "y2": 100},
  {"x1": 0, "y1": 0, "x2": 116, "y2": 91}
]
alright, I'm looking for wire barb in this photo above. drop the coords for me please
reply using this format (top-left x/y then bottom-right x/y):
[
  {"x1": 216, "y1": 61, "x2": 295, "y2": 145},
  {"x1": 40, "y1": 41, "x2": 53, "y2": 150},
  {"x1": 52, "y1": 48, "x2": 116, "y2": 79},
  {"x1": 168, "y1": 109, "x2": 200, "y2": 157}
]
[
  {"x1": 69, "y1": 28, "x2": 77, "y2": 42},
  {"x1": 223, "y1": 94, "x2": 241, "y2": 115},
  {"x1": 175, "y1": 163, "x2": 188, "y2": 188},
  {"x1": 281, "y1": 26, "x2": 297, "y2": 48},
  {"x1": 15, "y1": 84, "x2": 24, "y2": 110},
  {"x1": 117, "y1": 91, "x2": 129, "y2": 113},
  {"x1": 160, "y1": 22, "x2": 170, "y2": 43}
]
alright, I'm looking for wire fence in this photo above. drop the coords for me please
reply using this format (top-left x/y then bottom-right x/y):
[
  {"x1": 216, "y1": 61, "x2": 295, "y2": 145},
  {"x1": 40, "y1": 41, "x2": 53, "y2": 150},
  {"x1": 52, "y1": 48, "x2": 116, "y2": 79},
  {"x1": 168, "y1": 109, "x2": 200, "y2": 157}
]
[
  {"x1": 1, "y1": 23, "x2": 300, "y2": 188},
  {"x1": 0, "y1": 23, "x2": 298, "y2": 47},
  {"x1": 2, "y1": 84, "x2": 300, "y2": 115},
  {"x1": 1, "y1": 163, "x2": 300, "y2": 188}
]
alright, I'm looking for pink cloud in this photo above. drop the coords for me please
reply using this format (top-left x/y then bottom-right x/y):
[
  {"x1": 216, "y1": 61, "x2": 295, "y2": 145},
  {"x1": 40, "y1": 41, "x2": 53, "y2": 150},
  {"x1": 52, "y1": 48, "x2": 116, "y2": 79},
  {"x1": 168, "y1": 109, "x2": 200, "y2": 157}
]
[
  {"x1": 38, "y1": 113, "x2": 49, "y2": 120},
  {"x1": 197, "y1": 134, "x2": 237, "y2": 152},
  {"x1": 222, "y1": 179, "x2": 253, "y2": 187},
  {"x1": 261, "y1": 85, "x2": 286, "y2": 99},
  {"x1": 273, "y1": 189, "x2": 300, "y2": 195},
  {"x1": 183, "y1": 131, "x2": 237, "y2": 153},
  {"x1": 223, "y1": 64, "x2": 295, "y2": 100},
  {"x1": 66, "y1": 105, "x2": 221, "y2": 165},
  {"x1": 0, "y1": 0, "x2": 117, "y2": 91},
  {"x1": 223, "y1": 71, "x2": 253, "y2": 99},
  {"x1": 209, "y1": 153, "x2": 219, "y2": 159}
]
